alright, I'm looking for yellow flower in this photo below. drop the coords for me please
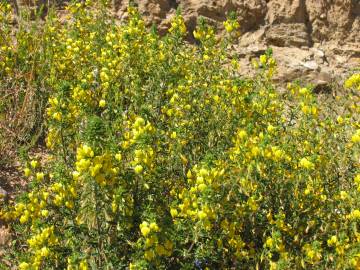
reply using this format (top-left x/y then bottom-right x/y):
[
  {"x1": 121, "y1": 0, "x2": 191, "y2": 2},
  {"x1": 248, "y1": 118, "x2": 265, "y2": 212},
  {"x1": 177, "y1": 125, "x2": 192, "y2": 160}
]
[
  {"x1": 354, "y1": 174, "x2": 360, "y2": 185},
  {"x1": 41, "y1": 209, "x2": 49, "y2": 217},
  {"x1": 115, "y1": 153, "x2": 122, "y2": 161},
  {"x1": 72, "y1": 171, "x2": 80, "y2": 180},
  {"x1": 90, "y1": 164, "x2": 102, "y2": 177},
  {"x1": 265, "y1": 237, "x2": 273, "y2": 248},
  {"x1": 99, "y1": 99, "x2": 106, "y2": 108},
  {"x1": 170, "y1": 208, "x2": 178, "y2": 218},
  {"x1": 24, "y1": 167, "x2": 31, "y2": 177},
  {"x1": 340, "y1": 191, "x2": 348, "y2": 200},
  {"x1": 336, "y1": 116, "x2": 344, "y2": 124},
  {"x1": 223, "y1": 19, "x2": 239, "y2": 33},
  {"x1": 198, "y1": 183, "x2": 207, "y2": 192},
  {"x1": 52, "y1": 112, "x2": 62, "y2": 121},
  {"x1": 198, "y1": 210, "x2": 207, "y2": 220},
  {"x1": 345, "y1": 73, "x2": 360, "y2": 89},
  {"x1": 299, "y1": 87, "x2": 309, "y2": 95},
  {"x1": 19, "y1": 262, "x2": 30, "y2": 270},
  {"x1": 351, "y1": 130, "x2": 360, "y2": 143},
  {"x1": 260, "y1": 54, "x2": 267, "y2": 66},
  {"x1": 170, "y1": 131, "x2": 177, "y2": 139},
  {"x1": 223, "y1": 21, "x2": 233, "y2": 33},
  {"x1": 299, "y1": 157, "x2": 314, "y2": 170},
  {"x1": 134, "y1": 117, "x2": 145, "y2": 128},
  {"x1": 237, "y1": 129, "x2": 247, "y2": 140},
  {"x1": 150, "y1": 222, "x2": 159, "y2": 232},
  {"x1": 40, "y1": 246, "x2": 50, "y2": 257},
  {"x1": 349, "y1": 209, "x2": 360, "y2": 220},
  {"x1": 79, "y1": 260, "x2": 88, "y2": 270},
  {"x1": 30, "y1": 160, "x2": 39, "y2": 169},
  {"x1": 134, "y1": 165, "x2": 143, "y2": 174},
  {"x1": 36, "y1": 172, "x2": 45, "y2": 181},
  {"x1": 267, "y1": 125, "x2": 275, "y2": 133},
  {"x1": 327, "y1": 235, "x2": 337, "y2": 246},
  {"x1": 196, "y1": 176, "x2": 204, "y2": 185},
  {"x1": 65, "y1": 201, "x2": 74, "y2": 209},
  {"x1": 251, "y1": 146, "x2": 260, "y2": 157},
  {"x1": 20, "y1": 212, "x2": 29, "y2": 224},
  {"x1": 141, "y1": 226, "x2": 150, "y2": 237}
]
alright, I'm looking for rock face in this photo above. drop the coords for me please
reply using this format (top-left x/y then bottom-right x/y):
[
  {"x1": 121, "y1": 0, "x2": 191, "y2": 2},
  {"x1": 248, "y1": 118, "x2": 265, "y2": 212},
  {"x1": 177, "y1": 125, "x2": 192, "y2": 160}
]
[{"x1": 114, "y1": 0, "x2": 360, "y2": 85}]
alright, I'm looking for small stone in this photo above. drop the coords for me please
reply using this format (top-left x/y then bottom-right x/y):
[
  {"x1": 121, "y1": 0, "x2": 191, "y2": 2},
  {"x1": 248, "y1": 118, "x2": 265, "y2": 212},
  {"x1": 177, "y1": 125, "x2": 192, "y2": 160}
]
[
  {"x1": 0, "y1": 187, "x2": 8, "y2": 203},
  {"x1": 302, "y1": 60, "x2": 319, "y2": 70}
]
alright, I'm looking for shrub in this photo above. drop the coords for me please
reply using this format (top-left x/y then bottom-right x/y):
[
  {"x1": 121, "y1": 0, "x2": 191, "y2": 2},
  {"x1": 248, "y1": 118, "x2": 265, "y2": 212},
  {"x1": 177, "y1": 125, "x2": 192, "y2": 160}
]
[{"x1": 1, "y1": 1, "x2": 360, "y2": 269}]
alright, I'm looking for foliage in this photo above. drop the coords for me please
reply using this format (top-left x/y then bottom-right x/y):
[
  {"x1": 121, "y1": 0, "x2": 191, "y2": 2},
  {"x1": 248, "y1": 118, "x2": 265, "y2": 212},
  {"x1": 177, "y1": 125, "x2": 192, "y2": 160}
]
[{"x1": 1, "y1": 1, "x2": 360, "y2": 269}]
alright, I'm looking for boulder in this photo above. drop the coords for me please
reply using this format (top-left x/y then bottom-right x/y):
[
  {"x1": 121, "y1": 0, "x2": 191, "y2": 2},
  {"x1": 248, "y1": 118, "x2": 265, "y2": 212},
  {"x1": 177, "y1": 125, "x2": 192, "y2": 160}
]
[{"x1": 265, "y1": 23, "x2": 310, "y2": 47}]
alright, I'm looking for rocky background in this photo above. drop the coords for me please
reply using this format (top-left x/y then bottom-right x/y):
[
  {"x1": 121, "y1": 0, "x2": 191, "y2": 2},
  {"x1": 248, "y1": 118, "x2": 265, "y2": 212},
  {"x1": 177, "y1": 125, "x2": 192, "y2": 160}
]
[
  {"x1": 13, "y1": 0, "x2": 360, "y2": 86},
  {"x1": 112, "y1": 0, "x2": 360, "y2": 88}
]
